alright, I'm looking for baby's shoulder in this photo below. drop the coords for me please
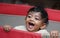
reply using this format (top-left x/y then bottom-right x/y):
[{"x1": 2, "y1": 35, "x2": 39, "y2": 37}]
[
  {"x1": 36, "y1": 29, "x2": 50, "y2": 36},
  {"x1": 14, "y1": 25, "x2": 27, "y2": 31}
]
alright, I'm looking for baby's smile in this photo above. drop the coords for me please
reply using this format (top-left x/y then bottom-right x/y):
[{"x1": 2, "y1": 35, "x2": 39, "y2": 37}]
[{"x1": 28, "y1": 22, "x2": 35, "y2": 29}]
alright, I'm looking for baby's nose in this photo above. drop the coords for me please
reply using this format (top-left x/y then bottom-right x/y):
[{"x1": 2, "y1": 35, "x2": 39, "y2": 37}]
[{"x1": 30, "y1": 18, "x2": 34, "y2": 21}]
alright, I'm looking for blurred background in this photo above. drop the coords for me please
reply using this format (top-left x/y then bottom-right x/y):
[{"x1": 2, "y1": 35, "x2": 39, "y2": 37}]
[
  {"x1": 0, "y1": 0, "x2": 60, "y2": 10},
  {"x1": 0, "y1": 0, "x2": 60, "y2": 32}
]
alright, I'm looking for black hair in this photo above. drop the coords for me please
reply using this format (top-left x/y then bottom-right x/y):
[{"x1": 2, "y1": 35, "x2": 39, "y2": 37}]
[{"x1": 26, "y1": 6, "x2": 49, "y2": 25}]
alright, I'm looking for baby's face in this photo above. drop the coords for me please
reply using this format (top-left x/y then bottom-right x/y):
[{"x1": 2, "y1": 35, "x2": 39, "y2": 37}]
[{"x1": 25, "y1": 11, "x2": 44, "y2": 32}]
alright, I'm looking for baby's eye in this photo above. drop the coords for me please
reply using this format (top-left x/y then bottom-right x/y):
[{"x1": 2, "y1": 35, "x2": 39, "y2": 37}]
[
  {"x1": 27, "y1": 15, "x2": 31, "y2": 18},
  {"x1": 35, "y1": 18, "x2": 40, "y2": 20}
]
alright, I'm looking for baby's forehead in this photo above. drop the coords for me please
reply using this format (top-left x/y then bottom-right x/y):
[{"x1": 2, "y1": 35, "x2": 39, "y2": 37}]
[{"x1": 28, "y1": 11, "x2": 41, "y2": 16}]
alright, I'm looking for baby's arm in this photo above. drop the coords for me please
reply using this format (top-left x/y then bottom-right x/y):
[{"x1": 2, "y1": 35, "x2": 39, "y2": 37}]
[{"x1": 3, "y1": 25, "x2": 13, "y2": 32}]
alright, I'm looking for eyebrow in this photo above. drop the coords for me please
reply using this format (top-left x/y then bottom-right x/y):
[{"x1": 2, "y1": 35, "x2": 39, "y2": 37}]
[{"x1": 35, "y1": 15, "x2": 40, "y2": 18}]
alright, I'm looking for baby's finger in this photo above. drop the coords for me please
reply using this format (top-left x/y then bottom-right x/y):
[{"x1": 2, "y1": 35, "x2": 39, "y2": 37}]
[
  {"x1": 50, "y1": 30, "x2": 59, "y2": 38},
  {"x1": 3, "y1": 25, "x2": 12, "y2": 32}
]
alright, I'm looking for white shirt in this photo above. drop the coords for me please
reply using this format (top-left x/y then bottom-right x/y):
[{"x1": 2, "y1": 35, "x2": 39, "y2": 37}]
[{"x1": 14, "y1": 25, "x2": 50, "y2": 38}]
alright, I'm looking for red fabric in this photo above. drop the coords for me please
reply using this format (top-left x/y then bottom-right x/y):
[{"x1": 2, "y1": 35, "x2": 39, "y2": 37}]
[
  {"x1": 0, "y1": 3, "x2": 33, "y2": 16},
  {"x1": 0, "y1": 27, "x2": 41, "y2": 38},
  {"x1": 0, "y1": 3, "x2": 60, "y2": 21},
  {"x1": 45, "y1": 8, "x2": 60, "y2": 21}
]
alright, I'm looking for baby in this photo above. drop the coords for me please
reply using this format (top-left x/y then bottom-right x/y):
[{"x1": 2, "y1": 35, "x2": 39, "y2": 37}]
[{"x1": 3, "y1": 6, "x2": 59, "y2": 38}]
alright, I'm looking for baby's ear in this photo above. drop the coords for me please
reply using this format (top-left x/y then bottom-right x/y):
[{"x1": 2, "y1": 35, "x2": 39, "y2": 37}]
[{"x1": 40, "y1": 23, "x2": 46, "y2": 29}]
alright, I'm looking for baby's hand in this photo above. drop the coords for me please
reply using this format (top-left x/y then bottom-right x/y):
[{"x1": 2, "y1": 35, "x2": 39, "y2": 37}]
[
  {"x1": 50, "y1": 30, "x2": 59, "y2": 38},
  {"x1": 3, "y1": 25, "x2": 12, "y2": 32}
]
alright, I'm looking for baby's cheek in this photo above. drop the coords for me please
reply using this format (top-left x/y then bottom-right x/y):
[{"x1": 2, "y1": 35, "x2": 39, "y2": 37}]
[
  {"x1": 36, "y1": 21, "x2": 42, "y2": 24},
  {"x1": 25, "y1": 19, "x2": 29, "y2": 22}
]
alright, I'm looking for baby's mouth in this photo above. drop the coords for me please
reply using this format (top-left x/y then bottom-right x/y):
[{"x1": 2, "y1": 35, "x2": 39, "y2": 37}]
[{"x1": 28, "y1": 22, "x2": 35, "y2": 29}]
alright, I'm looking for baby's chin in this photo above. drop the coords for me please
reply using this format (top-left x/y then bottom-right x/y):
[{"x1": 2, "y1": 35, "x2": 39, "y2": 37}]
[{"x1": 26, "y1": 27, "x2": 35, "y2": 32}]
